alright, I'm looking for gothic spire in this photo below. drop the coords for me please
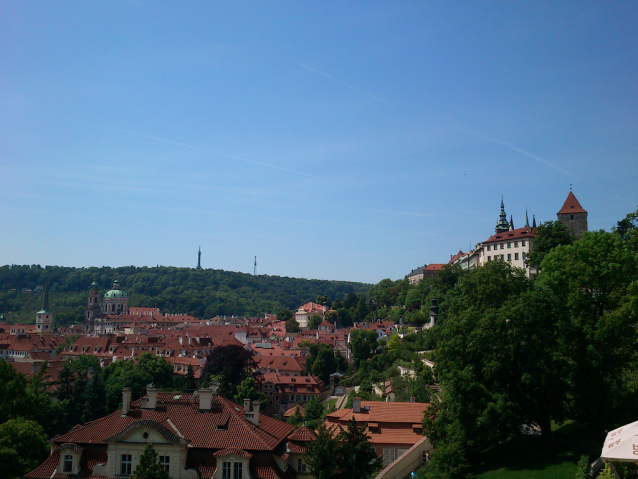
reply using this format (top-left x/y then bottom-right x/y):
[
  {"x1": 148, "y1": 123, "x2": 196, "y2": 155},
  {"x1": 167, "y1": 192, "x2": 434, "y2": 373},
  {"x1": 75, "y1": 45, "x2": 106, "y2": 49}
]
[
  {"x1": 525, "y1": 208, "x2": 530, "y2": 227},
  {"x1": 532, "y1": 214, "x2": 537, "y2": 228},
  {"x1": 40, "y1": 284, "x2": 51, "y2": 313},
  {"x1": 495, "y1": 195, "x2": 510, "y2": 234},
  {"x1": 509, "y1": 215, "x2": 514, "y2": 231}
]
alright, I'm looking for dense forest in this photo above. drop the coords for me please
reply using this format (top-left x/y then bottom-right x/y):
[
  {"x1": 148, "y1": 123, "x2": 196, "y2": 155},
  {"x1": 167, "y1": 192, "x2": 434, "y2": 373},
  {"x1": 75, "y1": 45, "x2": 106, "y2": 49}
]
[{"x1": 0, "y1": 265, "x2": 371, "y2": 325}]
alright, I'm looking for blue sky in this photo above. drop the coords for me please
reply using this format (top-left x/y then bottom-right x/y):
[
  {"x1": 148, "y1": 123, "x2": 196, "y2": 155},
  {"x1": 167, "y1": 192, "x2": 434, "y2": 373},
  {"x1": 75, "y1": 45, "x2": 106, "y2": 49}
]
[{"x1": 1, "y1": 2, "x2": 637, "y2": 284}]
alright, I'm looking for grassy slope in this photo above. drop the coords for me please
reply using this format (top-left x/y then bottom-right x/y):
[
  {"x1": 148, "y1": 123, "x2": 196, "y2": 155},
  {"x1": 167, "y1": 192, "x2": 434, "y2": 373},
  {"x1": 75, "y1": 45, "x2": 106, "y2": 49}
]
[{"x1": 471, "y1": 421, "x2": 603, "y2": 479}]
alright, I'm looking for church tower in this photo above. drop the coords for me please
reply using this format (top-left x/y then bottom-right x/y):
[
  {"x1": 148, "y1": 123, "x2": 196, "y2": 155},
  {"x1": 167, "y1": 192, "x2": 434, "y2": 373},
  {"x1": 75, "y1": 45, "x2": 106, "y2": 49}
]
[
  {"x1": 495, "y1": 196, "x2": 510, "y2": 234},
  {"x1": 557, "y1": 190, "x2": 588, "y2": 238},
  {"x1": 85, "y1": 280, "x2": 101, "y2": 334},
  {"x1": 35, "y1": 285, "x2": 53, "y2": 335}
]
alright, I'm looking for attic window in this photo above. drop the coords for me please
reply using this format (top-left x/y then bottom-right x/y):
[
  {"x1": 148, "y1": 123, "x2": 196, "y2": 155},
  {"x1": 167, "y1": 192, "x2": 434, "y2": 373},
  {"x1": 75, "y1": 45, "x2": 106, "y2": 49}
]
[
  {"x1": 216, "y1": 424, "x2": 227, "y2": 430},
  {"x1": 305, "y1": 379, "x2": 310, "y2": 383},
  {"x1": 173, "y1": 395, "x2": 182, "y2": 401},
  {"x1": 364, "y1": 406, "x2": 370, "y2": 411}
]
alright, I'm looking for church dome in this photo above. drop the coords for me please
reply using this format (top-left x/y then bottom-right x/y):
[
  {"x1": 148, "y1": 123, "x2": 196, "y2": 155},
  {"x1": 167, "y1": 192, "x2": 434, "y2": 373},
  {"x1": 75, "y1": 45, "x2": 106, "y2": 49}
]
[{"x1": 104, "y1": 280, "x2": 127, "y2": 299}]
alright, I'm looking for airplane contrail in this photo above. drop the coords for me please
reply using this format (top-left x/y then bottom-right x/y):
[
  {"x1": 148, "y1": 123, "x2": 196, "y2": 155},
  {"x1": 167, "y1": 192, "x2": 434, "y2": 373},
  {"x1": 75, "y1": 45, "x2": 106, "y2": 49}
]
[
  {"x1": 459, "y1": 128, "x2": 579, "y2": 180},
  {"x1": 299, "y1": 63, "x2": 391, "y2": 104},
  {"x1": 113, "y1": 128, "x2": 314, "y2": 177}
]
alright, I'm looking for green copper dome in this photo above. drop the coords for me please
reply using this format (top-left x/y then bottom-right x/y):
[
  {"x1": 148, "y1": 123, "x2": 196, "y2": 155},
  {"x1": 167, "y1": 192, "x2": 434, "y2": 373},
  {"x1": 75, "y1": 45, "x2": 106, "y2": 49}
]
[{"x1": 104, "y1": 279, "x2": 127, "y2": 298}]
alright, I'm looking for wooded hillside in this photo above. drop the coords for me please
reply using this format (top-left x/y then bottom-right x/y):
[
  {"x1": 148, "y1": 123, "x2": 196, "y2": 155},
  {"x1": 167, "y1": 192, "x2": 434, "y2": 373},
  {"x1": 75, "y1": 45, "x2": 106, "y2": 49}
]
[{"x1": 0, "y1": 265, "x2": 371, "y2": 324}]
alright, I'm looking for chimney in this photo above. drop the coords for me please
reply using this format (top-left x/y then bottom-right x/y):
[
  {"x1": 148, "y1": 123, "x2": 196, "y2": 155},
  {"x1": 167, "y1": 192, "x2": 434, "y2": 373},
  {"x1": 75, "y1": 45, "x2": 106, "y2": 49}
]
[
  {"x1": 251, "y1": 401, "x2": 260, "y2": 427},
  {"x1": 122, "y1": 387, "x2": 132, "y2": 415},
  {"x1": 353, "y1": 398, "x2": 361, "y2": 413},
  {"x1": 244, "y1": 398, "x2": 251, "y2": 413},
  {"x1": 410, "y1": 397, "x2": 416, "y2": 403},
  {"x1": 141, "y1": 385, "x2": 158, "y2": 409},
  {"x1": 210, "y1": 381, "x2": 218, "y2": 395},
  {"x1": 199, "y1": 388, "x2": 213, "y2": 411}
]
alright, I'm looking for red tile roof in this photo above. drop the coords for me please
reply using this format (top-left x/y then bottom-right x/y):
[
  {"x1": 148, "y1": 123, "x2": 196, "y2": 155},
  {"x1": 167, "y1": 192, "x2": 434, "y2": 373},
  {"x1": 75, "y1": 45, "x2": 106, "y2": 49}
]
[
  {"x1": 52, "y1": 392, "x2": 294, "y2": 451},
  {"x1": 482, "y1": 226, "x2": 535, "y2": 244},
  {"x1": 287, "y1": 425, "x2": 316, "y2": 442},
  {"x1": 557, "y1": 191, "x2": 587, "y2": 214},
  {"x1": 423, "y1": 264, "x2": 445, "y2": 271}
]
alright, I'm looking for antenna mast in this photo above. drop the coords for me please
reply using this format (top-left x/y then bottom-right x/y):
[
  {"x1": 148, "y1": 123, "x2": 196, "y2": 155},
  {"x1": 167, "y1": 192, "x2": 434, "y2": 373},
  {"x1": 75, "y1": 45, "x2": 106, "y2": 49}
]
[{"x1": 254, "y1": 256, "x2": 257, "y2": 276}]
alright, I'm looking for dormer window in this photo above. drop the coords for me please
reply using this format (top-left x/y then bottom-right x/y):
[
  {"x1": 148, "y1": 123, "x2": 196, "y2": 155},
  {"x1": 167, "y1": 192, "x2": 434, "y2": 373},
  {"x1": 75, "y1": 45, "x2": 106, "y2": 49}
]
[{"x1": 63, "y1": 454, "x2": 73, "y2": 472}]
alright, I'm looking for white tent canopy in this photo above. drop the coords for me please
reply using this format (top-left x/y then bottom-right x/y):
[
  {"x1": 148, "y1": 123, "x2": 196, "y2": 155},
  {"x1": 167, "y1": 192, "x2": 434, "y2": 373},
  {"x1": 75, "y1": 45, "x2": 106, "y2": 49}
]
[{"x1": 601, "y1": 420, "x2": 638, "y2": 462}]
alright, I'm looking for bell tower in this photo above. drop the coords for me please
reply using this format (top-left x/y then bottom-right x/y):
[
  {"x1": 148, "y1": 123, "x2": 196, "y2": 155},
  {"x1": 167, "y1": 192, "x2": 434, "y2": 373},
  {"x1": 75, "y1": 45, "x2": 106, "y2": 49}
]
[
  {"x1": 495, "y1": 196, "x2": 510, "y2": 234},
  {"x1": 86, "y1": 280, "x2": 101, "y2": 334},
  {"x1": 35, "y1": 285, "x2": 53, "y2": 335}
]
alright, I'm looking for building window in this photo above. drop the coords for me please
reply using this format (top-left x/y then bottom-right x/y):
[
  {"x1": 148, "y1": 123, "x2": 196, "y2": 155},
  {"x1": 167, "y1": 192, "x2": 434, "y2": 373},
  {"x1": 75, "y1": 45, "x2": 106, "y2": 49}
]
[
  {"x1": 507, "y1": 254, "x2": 511, "y2": 261},
  {"x1": 487, "y1": 256, "x2": 491, "y2": 261},
  {"x1": 514, "y1": 241, "x2": 518, "y2": 247},
  {"x1": 487, "y1": 245, "x2": 491, "y2": 251},
  {"x1": 63, "y1": 454, "x2": 73, "y2": 473},
  {"x1": 523, "y1": 252, "x2": 526, "y2": 260},
  {"x1": 298, "y1": 459, "x2": 306, "y2": 472},
  {"x1": 522, "y1": 240, "x2": 526, "y2": 246},
  {"x1": 120, "y1": 454, "x2": 132, "y2": 476},
  {"x1": 515, "y1": 253, "x2": 519, "y2": 260},
  {"x1": 571, "y1": 214, "x2": 574, "y2": 220},
  {"x1": 383, "y1": 448, "x2": 396, "y2": 466},
  {"x1": 500, "y1": 244, "x2": 504, "y2": 250},
  {"x1": 159, "y1": 456, "x2": 169, "y2": 472},
  {"x1": 223, "y1": 462, "x2": 232, "y2": 479},
  {"x1": 507, "y1": 242, "x2": 511, "y2": 248},
  {"x1": 501, "y1": 255, "x2": 504, "y2": 260},
  {"x1": 234, "y1": 461, "x2": 243, "y2": 479}
]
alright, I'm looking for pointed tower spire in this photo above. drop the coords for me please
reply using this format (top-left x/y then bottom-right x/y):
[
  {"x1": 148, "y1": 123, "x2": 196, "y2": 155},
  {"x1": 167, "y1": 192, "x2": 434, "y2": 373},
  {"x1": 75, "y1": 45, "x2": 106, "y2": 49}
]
[
  {"x1": 532, "y1": 215, "x2": 537, "y2": 228},
  {"x1": 525, "y1": 208, "x2": 530, "y2": 227},
  {"x1": 495, "y1": 195, "x2": 510, "y2": 234},
  {"x1": 42, "y1": 284, "x2": 50, "y2": 313},
  {"x1": 509, "y1": 215, "x2": 514, "y2": 231}
]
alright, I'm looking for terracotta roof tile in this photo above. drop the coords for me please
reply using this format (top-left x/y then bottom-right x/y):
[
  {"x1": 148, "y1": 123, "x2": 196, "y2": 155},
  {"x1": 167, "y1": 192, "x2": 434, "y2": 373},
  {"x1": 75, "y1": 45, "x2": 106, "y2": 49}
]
[
  {"x1": 557, "y1": 191, "x2": 587, "y2": 214},
  {"x1": 287, "y1": 426, "x2": 316, "y2": 442}
]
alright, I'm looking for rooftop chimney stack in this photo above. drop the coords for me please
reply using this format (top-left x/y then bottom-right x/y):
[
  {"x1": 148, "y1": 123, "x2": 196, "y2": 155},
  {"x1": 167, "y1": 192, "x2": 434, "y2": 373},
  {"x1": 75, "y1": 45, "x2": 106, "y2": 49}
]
[
  {"x1": 199, "y1": 388, "x2": 213, "y2": 411},
  {"x1": 209, "y1": 381, "x2": 218, "y2": 395},
  {"x1": 353, "y1": 397, "x2": 361, "y2": 413},
  {"x1": 122, "y1": 387, "x2": 132, "y2": 415},
  {"x1": 410, "y1": 396, "x2": 416, "y2": 403},
  {"x1": 244, "y1": 398, "x2": 251, "y2": 413},
  {"x1": 251, "y1": 401, "x2": 260, "y2": 427},
  {"x1": 141, "y1": 385, "x2": 158, "y2": 409}
]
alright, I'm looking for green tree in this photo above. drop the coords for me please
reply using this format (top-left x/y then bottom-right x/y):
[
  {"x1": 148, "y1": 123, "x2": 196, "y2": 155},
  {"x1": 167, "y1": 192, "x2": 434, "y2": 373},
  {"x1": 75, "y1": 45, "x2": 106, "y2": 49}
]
[
  {"x1": 305, "y1": 343, "x2": 339, "y2": 384},
  {"x1": 348, "y1": 329, "x2": 378, "y2": 365},
  {"x1": 80, "y1": 372, "x2": 107, "y2": 424},
  {"x1": 285, "y1": 317, "x2": 301, "y2": 332},
  {"x1": 538, "y1": 230, "x2": 638, "y2": 427},
  {"x1": 233, "y1": 377, "x2": 267, "y2": 405},
  {"x1": 615, "y1": 206, "x2": 638, "y2": 240},
  {"x1": 304, "y1": 425, "x2": 340, "y2": 479},
  {"x1": 132, "y1": 442, "x2": 169, "y2": 479},
  {"x1": 525, "y1": 220, "x2": 574, "y2": 267},
  {"x1": 0, "y1": 418, "x2": 49, "y2": 479},
  {"x1": 308, "y1": 314, "x2": 323, "y2": 330},
  {"x1": 287, "y1": 405, "x2": 304, "y2": 428},
  {"x1": 179, "y1": 365, "x2": 197, "y2": 392},
  {"x1": 204, "y1": 345, "x2": 256, "y2": 392},
  {"x1": 305, "y1": 396, "x2": 325, "y2": 425},
  {"x1": 336, "y1": 417, "x2": 383, "y2": 479},
  {"x1": 277, "y1": 309, "x2": 293, "y2": 322}
]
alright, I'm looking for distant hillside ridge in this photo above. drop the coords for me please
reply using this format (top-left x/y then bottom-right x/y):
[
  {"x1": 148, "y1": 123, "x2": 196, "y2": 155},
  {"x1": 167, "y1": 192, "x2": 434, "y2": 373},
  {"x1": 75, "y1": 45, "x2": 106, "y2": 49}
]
[{"x1": 0, "y1": 264, "x2": 371, "y2": 324}]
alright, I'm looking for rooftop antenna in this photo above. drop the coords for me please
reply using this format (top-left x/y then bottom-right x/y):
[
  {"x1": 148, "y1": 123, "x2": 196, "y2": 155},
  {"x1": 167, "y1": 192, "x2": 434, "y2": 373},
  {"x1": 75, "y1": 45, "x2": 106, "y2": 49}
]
[{"x1": 254, "y1": 256, "x2": 257, "y2": 276}]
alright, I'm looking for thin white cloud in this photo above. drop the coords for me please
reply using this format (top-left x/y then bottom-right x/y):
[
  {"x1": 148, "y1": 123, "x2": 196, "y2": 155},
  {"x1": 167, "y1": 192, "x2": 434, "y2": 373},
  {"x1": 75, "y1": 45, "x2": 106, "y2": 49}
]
[
  {"x1": 459, "y1": 128, "x2": 579, "y2": 180},
  {"x1": 113, "y1": 129, "x2": 313, "y2": 177},
  {"x1": 298, "y1": 63, "x2": 391, "y2": 104}
]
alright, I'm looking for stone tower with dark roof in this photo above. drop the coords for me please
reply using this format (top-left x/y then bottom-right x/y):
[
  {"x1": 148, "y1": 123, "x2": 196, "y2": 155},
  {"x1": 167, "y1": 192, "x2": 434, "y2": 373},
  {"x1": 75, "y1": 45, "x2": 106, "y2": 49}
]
[{"x1": 557, "y1": 190, "x2": 588, "y2": 238}]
